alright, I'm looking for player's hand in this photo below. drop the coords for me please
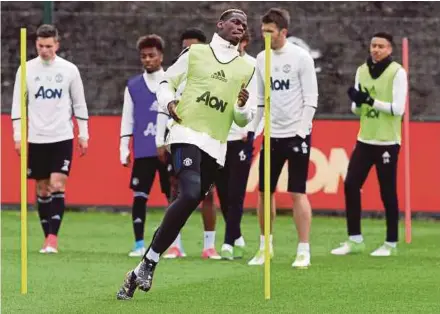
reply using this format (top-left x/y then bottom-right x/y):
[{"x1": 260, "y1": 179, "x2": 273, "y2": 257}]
[
  {"x1": 78, "y1": 138, "x2": 88, "y2": 157},
  {"x1": 237, "y1": 83, "x2": 249, "y2": 107},
  {"x1": 347, "y1": 84, "x2": 374, "y2": 107},
  {"x1": 157, "y1": 146, "x2": 167, "y2": 164},
  {"x1": 14, "y1": 141, "x2": 21, "y2": 156},
  {"x1": 121, "y1": 153, "x2": 131, "y2": 167},
  {"x1": 167, "y1": 100, "x2": 181, "y2": 123}
]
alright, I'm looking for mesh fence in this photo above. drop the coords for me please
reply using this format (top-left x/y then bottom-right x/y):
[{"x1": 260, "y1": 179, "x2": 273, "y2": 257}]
[{"x1": 2, "y1": 1, "x2": 440, "y2": 119}]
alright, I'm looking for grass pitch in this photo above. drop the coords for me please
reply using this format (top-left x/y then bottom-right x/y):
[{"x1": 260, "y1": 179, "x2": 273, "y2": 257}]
[{"x1": 2, "y1": 209, "x2": 440, "y2": 313}]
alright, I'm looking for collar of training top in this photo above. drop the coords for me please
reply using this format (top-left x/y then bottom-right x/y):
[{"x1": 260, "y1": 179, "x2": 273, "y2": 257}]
[
  {"x1": 366, "y1": 55, "x2": 393, "y2": 79},
  {"x1": 39, "y1": 55, "x2": 58, "y2": 66},
  {"x1": 143, "y1": 68, "x2": 164, "y2": 79},
  {"x1": 210, "y1": 33, "x2": 239, "y2": 52}
]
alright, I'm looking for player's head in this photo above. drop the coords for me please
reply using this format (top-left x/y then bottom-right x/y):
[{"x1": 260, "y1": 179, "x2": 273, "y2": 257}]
[
  {"x1": 136, "y1": 34, "x2": 164, "y2": 73},
  {"x1": 370, "y1": 32, "x2": 393, "y2": 63},
  {"x1": 36, "y1": 24, "x2": 59, "y2": 61},
  {"x1": 180, "y1": 28, "x2": 207, "y2": 49},
  {"x1": 261, "y1": 8, "x2": 290, "y2": 50},
  {"x1": 238, "y1": 30, "x2": 251, "y2": 55},
  {"x1": 217, "y1": 9, "x2": 247, "y2": 46}
]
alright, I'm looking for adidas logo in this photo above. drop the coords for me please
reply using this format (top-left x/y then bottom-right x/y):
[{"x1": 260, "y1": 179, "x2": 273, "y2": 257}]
[{"x1": 211, "y1": 70, "x2": 227, "y2": 82}]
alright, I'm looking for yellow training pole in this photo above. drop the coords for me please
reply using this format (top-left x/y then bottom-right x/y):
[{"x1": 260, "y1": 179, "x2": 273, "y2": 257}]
[
  {"x1": 20, "y1": 27, "x2": 28, "y2": 295},
  {"x1": 263, "y1": 32, "x2": 271, "y2": 300}
]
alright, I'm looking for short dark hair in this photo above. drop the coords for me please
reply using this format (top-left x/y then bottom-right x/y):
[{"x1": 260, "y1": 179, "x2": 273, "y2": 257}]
[
  {"x1": 136, "y1": 34, "x2": 165, "y2": 53},
  {"x1": 36, "y1": 24, "x2": 59, "y2": 40},
  {"x1": 219, "y1": 9, "x2": 246, "y2": 21},
  {"x1": 262, "y1": 8, "x2": 290, "y2": 30},
  {"x1": 372, "y1": 32, "x2": 394, "y2": 45},
  {"x1": 180, "y1": 28, "x2": 207, "y2": 44}
]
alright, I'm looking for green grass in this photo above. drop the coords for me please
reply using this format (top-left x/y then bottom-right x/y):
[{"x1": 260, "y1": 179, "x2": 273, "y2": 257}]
[{"x1": 2, "y1": 209, "x2": 440, "y2": 313}]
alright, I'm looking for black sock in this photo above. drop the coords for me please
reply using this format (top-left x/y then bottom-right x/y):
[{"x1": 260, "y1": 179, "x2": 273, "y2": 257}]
[
  {"x1": 50, "y1": 191, "x2": 65, "y2": 236},
  {"x1": 37, "y1": 195, "x2": 52, "y2": 237},
  {"x1": 132, "y1": 192, "x2": 148, "y2": 242}
]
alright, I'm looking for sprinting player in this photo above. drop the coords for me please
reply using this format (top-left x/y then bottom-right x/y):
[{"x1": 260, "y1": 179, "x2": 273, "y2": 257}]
[{"x1": 117, "y1": 9, "x2": 255, "y2": 299}]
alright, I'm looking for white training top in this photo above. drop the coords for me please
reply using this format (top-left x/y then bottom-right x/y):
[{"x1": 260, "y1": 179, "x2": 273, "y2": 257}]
[
  {"x1": 11, "y1": 56, "x2": 89, "y2": 143},
  {"x1": 254, "y1": 41, "x2": 319, "y2": 139},
  {"x1": 156, "y1": 33, "x2": 256, "y2": 166}
]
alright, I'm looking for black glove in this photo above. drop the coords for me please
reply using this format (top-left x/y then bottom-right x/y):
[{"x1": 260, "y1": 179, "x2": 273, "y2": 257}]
[{"x1": 347, "y1": 84, "x2": 374, "y2": 107}]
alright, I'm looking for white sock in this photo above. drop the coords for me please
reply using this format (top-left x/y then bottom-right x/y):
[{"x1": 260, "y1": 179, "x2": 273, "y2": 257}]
[
  {"x1": 297, "y1": 242, "x2": 310, "y2": 253},
  {"x1": 146, "y1": 248, "x2": 160, "y2": 263},
  {"x1": 204, "y1": 231, "x2": 216, "y2": 250},
  {"x1": 170, "y1": 233, "x2": 182, "y2": 250},
  {"x1": 349, "y1": 235, "x2": 364, "y2": 243},
  {"x1": 134, "y1": 249, "x2": 159, "y2": 275},
  {"x1": 385, "y1": 241, "x2": 397, "y2": 248},
  {"x1": 259, "y1": 234, "x2": 273, "y2": 250},
  {"x1": 234, "y1": 236, "x2": 245, "y2": 247},
  {"x1": 221, "y1": 243, "x2": 233, "y2": 253}
]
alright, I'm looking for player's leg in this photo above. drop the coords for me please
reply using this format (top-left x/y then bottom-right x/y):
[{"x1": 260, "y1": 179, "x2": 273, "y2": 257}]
[
  {"x1": 45, "y1": 139, "x2": 73, "y2": 253},
  {"x1": 370, "y1": 145, "x2": 400, "y2": 257},
  {"x1": 200, "y1": 190, "x2": 219, "y2": 259},
  {"x1": 331, "y1": 141, "x2": 373, "y2": 255},
  {"x1": 286, "y1": 136, "x2": 312, "y2": 268},
  {"x1": 128, "y1": 157, "x2": 157, "y2": 257},
  {"x1": 28, "y1": 142, "x2": 54, "y2": 253},
  {"x1": 249, "y1": 138, "x2": 284, "y2": 265},
  {"x1": 117, "y1": 144, "x2": 218, "y2": 298},
  {"x1": 221, "y1": 140, "x2": 251, "y2": 260}
]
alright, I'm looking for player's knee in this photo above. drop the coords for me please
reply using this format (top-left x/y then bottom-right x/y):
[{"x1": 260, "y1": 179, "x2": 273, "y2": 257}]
[
  {"x1": 36, "y1": 180, "x2": 51, "y2": 197},
  {"x1": 344, "y1": 177, "x2": 361, "y2": 192},
  {"x1": 178, "y1": 171, "x2": 202, "y2": 203},
  {"x1": 50, "y1": 179, "x2": 65, "y2": 193}
]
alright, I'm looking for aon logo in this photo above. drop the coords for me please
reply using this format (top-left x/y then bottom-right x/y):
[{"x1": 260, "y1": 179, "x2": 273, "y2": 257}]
[
  {"x1": 196, "y1": 91, "x2": 228, "y2": 113},
  {"x1": 270, "y1": 77, "x2": 290, "y2": 91},
  {"x1": 143, "y1": 122, "x2": 156, "y2": 136},
  {"x1": 35, "y1": 86, "x2": 63, "y2": 99}
]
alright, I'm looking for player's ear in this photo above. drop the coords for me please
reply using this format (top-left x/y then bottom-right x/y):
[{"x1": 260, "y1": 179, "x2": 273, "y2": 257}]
[
  {"x1": 216, "y1": 20, "x2": 224, "y2": 30},
  {"x1": 280, "y1": 28, "x2": 288, "y2": 37}
]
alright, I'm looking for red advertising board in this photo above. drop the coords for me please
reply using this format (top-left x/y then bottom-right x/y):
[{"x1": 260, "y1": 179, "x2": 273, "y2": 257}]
[{"x1": 1, "y1": 115, "x2": 439, "y2": 212}]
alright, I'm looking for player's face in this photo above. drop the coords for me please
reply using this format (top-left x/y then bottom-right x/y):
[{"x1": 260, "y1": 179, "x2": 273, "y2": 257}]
[
  {"x1": 261, "y1": 23, "x2": 287, "y2": 50},
  {"x1": 140, "y1": 47, "x2": 163, "y2": 73},
  {"x1": 182, "y1": 38, "x2": 201, "y2": 49},
  {"x1": 370, "y1": 37, "x2": 392, "y2": 63},
  {"x1": 217, "y1": 13, "x2": 247, "y2": 46},
  {"x1": 36, "y1": 37, "x2": 59, "y2": 61}
]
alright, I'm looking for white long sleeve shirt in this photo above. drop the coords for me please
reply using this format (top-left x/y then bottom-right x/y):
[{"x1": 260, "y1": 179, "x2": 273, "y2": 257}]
[
  {"x1": 351, "y1": 66, "x2": 408, "y2": 145},
  {"x1": 227, "y1": 52, "x2": 258, "y2": 141},
  {"x1": 156, "y1": 33, "x2": 256, "y2": 166},
  {"x1": 119, "y1": 69, "x2": 164, "y2": 164},
  {"x1": 11, "y1": 56, "x2": 89, "y2": 143},
  {"x1": 253, "y1": 41, "x2": 319, "y2": 139}
]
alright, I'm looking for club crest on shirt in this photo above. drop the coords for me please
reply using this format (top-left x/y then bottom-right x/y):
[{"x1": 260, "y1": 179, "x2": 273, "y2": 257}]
[
  {"x1": 283, "y1": 64, "x2": 291, "y2": 73},
  {"x1": 55, "y1": 73, "x2": 63, "y2": 83}
]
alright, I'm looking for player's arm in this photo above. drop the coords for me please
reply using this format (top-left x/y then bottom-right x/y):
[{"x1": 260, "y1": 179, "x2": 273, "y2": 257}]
[
  {"x1": 297, "y1": 53, "x2": 319, "y2": 139},
  {"x1": 250, "y1": 60, "x2": 265, "y2": 134},
  {"x1": 11, "y1": 67, "x2": 24, "y2": 155},
  {"x1": 156, "y1": 48, "x2": 189, "y2": 121},
  {"x1": 120, "y1": 87, "x2": 134, "y2": 166},
  {"x1": 350, "y1": 69, "x2": 362, "y2": 116},
  {"x1": 233, "y1": 67, "x2": 257, "y2": 127},
  {"x1": 370, "y1": 68, "x2": 407, "y2": 116},
  {"x1": 155, "y1": 107, "x2": 169, "y2": 164},
  {"x1": 70, "y1": 65, "x2": 89, "y2": 155}
]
